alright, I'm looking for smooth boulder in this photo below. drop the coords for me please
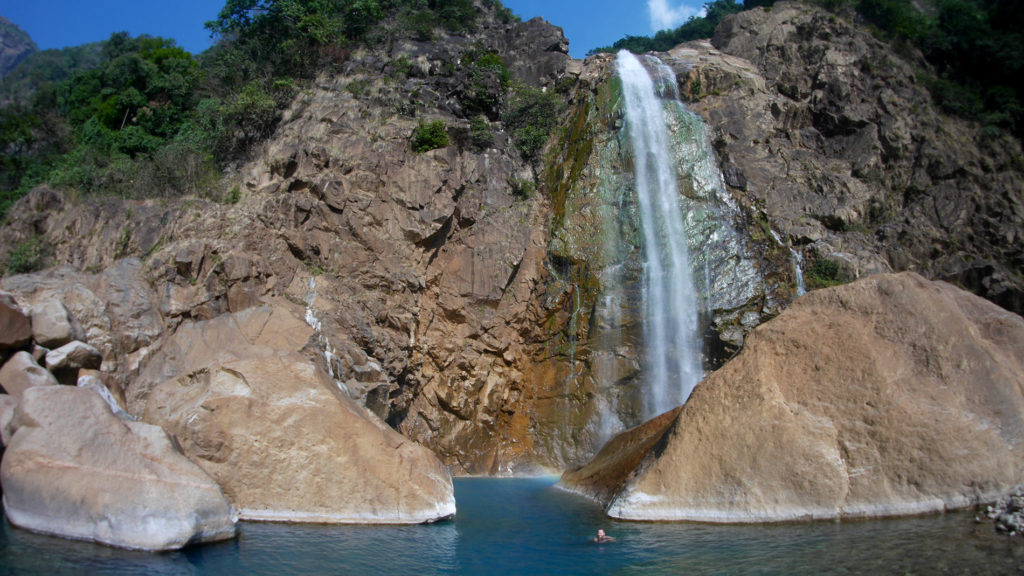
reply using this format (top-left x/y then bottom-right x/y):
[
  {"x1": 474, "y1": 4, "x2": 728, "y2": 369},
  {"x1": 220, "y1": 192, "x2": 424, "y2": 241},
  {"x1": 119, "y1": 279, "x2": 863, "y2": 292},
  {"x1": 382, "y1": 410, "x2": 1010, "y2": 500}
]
[
  {"x1": 45, "y1": 340, "x2": 103, "y2": 384},
  {"x1": 28, "y1": 298, "x2": 73, "y2": 348},
  {"x1": 562, "y1": 273, "x2": 1024, "y2": 522},
  {"x1": 137, "y1": 305, "x2": 456, "y2": 523},
  {"x1": 1, "y1": 386, "x2": 236, "y2": 550},
  {"x1": 0, "y1": 351, "x2": 58, "y2": 398}
]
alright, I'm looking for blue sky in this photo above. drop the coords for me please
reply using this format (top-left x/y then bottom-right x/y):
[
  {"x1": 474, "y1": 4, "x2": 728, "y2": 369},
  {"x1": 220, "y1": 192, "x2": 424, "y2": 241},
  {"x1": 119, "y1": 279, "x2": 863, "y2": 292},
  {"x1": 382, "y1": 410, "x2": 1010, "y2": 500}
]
[{"x1": 0, "y1": 0, "x2": 706, "y2": 59}]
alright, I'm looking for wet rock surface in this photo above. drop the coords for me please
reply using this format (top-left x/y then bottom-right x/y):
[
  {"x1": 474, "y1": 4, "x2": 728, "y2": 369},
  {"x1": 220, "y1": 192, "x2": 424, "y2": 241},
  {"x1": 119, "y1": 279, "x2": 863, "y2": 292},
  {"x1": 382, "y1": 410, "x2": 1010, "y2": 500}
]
[{"x1": 987, "y1": 489, "x2": 1024, "y2": 535}]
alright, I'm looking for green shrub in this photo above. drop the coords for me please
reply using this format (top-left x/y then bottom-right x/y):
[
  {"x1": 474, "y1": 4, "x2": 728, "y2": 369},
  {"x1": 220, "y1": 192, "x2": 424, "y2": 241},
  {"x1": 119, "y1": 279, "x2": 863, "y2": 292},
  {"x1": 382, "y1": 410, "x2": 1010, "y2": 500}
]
[
  {"x1": 502, "y1": 83, "x2": 565, "y2": 162},
  {"x1": 411, "y1": 120, "x2": 450, "y2": 152},
  {"x1": 469, "y1": 116, "x2": 493, "y2": 151},
  {"x1": 7, "y1": 237, "x2": 44, "y2": 275},
  {"x1": 509, "y1": 177, "x2": 535, "y2": 200},
  {"x1": 805, "y1": 257, "x2": 847, "y2": 289}
]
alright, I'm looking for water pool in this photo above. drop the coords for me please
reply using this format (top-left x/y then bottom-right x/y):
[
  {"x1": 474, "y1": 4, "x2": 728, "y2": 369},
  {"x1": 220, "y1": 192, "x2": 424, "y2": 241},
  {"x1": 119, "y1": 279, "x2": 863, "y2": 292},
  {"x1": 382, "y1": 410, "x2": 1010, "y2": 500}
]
[{"x1": 2, "y1": 477, "x2": 1022, "y2": 575}]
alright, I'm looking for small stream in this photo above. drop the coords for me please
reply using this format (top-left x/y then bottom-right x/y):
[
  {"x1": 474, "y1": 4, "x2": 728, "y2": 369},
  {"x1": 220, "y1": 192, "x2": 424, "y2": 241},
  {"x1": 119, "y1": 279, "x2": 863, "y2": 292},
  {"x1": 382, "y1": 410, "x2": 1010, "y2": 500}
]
[{"x1": 2, "y1": 477, "x2": 1022, "y2": 575}]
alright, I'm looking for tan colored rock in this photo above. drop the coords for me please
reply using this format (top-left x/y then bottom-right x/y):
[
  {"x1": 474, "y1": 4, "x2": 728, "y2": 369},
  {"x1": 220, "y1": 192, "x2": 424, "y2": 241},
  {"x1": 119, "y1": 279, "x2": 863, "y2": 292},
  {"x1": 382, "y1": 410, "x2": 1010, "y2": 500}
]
[
  {"x1": 0, "y1": 351, "x2": 58, "y2": 398},
  {"x1": 1, "y1": 386, "x2": 236, "y2": 550},
  {"x1": 45, "y1": 340, "x2": 102, "y2": 372},
  {"x1": 0, "y1": 292, "x2": 31, "y2": 351},
  {"x1": 28, "y1": 298, "x2": 73, "y2": 348},
  {"x1": 565, "y1": 273, "x2": 1024, "y2": 522},
  {"x1": 128, "y1": 305, "x2": 312, "y2": 414},
  {"x1": 136, "y1": 305, "x2": 456, "y2": 523},
  {"x1": 561, "y1": 406, "x2": 681, "y2": 505}
]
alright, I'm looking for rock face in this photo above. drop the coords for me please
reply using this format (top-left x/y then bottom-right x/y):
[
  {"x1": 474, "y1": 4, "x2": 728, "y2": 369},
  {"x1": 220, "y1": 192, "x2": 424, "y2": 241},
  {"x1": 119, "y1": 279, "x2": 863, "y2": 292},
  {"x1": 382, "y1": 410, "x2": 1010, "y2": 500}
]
[
  {"x1": 135, "y1": 305, "x2": 456, "y2": 523},
  {"x1": 676, "y1": 2, "x2": 1024, "y2": 314},
  {"x1": 28, "y1": 298, "x2": 73, "y2": 348},
  {"x1": 562, "y1": 273, "x2": 1024, "y2": 521},
  {"x1": 1, "y1": 386, "x2": 236, "y2": 550}
]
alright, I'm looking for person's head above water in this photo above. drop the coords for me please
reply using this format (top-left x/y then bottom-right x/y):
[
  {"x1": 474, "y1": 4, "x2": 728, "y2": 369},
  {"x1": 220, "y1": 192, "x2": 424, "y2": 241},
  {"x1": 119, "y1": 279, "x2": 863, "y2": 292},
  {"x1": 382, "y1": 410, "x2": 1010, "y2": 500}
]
[{"x1": 597, "y1": 530, "x2": 606, "y2": 538}]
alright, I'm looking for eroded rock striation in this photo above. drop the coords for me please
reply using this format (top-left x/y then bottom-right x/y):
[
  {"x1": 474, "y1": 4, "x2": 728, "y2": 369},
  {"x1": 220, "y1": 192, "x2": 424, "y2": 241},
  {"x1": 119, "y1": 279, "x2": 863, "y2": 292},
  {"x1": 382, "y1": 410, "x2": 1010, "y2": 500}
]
[
  {"x1": 1, "y1": 386, "x2": 236, "y2": 550},
  {"x1": 562, "y1": 273, "x2": 1024, "y2": 522}
]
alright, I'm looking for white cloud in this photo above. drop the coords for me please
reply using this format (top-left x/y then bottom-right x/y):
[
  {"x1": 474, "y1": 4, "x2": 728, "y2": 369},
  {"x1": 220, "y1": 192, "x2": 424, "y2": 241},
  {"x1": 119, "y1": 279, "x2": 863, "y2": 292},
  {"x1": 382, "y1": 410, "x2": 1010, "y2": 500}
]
[{"x1": 647, "y1": 0, "x2": 703, "y2": 31}]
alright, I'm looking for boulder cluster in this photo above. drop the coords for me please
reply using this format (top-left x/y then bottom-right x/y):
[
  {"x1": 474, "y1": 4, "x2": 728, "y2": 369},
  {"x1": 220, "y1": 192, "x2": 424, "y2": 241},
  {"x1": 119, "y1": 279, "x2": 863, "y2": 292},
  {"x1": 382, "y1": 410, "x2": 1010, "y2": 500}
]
[
  {"x1": 0, "y1": 277, "x2": 456, "y2": 550},
  {"x1": 986, "y1": 488, "x2": 1024, "y2": 535},
  {"x1": 0, "y1": 291, "x2": 236, "y2": 550}
]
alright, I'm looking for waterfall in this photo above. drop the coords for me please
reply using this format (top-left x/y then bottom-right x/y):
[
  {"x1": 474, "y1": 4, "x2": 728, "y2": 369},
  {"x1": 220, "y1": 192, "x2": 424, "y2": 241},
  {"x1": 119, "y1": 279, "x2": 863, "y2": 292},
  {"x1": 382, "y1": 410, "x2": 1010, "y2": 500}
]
[
  {"x1": 616, "y1": 51, "x2": 703, "y2": 419},
  {"x1": 771, "y1": 230, "x2": 807, "y2": 297},
  {"x1": 792, "y1": 248, "x2": 807, "y2": 296}
]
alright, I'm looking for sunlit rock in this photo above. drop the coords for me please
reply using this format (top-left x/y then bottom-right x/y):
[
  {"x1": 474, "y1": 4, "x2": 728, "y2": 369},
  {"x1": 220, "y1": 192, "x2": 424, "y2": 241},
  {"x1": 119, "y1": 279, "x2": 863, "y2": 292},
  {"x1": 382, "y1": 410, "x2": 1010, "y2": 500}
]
[
  {"x1": 564, "y1": 273, "x2": 1024, "y2": 522},
  {"x1": 1, "y1": 386, "x2": 236, "y2": 550},
  {"x1": 136, "y1": 305, "x2": 456, "y2": 523}
]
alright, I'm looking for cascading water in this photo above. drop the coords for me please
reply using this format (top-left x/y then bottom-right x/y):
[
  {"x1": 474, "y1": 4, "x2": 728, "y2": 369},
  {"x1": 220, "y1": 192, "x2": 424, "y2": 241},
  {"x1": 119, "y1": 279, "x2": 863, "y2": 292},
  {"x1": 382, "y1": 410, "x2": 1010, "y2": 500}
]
[
  {"x1": 771, "y1": 230, "x2": 807, "y2": 297},
  {"x1": 616, "y1": 50, "x2": 703, "y2": 419}
]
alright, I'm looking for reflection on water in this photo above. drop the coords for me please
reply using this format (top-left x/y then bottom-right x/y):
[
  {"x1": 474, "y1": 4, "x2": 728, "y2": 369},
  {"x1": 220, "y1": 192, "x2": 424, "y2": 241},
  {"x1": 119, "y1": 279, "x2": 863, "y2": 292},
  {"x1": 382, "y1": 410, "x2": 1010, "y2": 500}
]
[{"x1": 2, "y1": 477, "x2": 1024, "y2": 575}]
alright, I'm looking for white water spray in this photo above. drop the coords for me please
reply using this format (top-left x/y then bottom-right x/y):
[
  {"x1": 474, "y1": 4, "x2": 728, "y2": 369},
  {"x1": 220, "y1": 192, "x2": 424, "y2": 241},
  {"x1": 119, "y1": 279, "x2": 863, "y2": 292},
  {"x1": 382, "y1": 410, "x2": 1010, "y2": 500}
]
[
  {"x1": 771, "y1": 230, "x2": 807, "y2": 297},
  {"x1": 617, "y1": 51, "x2": 703, "y2": 419}
]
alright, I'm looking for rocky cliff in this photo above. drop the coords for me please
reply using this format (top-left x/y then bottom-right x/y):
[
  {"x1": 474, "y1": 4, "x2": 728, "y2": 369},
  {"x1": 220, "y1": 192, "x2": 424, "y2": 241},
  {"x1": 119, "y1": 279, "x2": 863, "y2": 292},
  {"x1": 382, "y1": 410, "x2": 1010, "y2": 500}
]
[
  {"x1": 691, "y1": 3, "x2": 1023, "y2": 313},
  {"x1": 0, "y1": 16, "x2": 36, "y2": 78},
  {"x1": 1, "y1": 1, "x2": 1022, "y2": 478}
]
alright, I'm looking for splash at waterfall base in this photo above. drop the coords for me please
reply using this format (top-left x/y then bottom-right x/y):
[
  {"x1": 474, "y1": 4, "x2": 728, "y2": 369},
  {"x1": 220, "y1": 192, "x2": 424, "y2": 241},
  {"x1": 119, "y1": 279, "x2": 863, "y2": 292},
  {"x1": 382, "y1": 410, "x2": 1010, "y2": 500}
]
[{"x1": 562, "y1": 272, "x2": 1024, "y2": 522}]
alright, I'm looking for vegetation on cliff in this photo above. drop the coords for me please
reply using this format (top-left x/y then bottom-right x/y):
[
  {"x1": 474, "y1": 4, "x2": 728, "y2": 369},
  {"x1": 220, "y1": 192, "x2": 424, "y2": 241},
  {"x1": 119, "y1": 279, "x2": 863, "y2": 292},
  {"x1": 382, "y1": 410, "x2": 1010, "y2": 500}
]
[
  {"x1": 0, "y1": 0, "x2": 521, "y2": 220},
  {"x1": 593, "y1": 0, "x2": 1023, "y2": 139}
]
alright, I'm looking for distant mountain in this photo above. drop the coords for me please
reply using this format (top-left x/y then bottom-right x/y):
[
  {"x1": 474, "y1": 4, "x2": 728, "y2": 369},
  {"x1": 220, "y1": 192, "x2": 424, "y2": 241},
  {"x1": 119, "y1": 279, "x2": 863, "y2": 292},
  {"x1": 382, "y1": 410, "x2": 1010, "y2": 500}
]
[{"x1": 0, "y1": 16, "x2": 37, "y2": 78}]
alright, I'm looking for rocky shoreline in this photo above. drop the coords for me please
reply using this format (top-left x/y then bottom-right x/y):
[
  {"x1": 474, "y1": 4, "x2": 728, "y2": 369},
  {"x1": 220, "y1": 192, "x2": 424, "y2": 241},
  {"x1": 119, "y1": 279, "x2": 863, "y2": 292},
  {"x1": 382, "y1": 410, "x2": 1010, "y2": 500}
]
[
  {"x1": 986, "y1": 488, "x2": 1024, "y2": 536},
  {"x1": 0, "y1": 283, "x2": 456, "y2": 550}
]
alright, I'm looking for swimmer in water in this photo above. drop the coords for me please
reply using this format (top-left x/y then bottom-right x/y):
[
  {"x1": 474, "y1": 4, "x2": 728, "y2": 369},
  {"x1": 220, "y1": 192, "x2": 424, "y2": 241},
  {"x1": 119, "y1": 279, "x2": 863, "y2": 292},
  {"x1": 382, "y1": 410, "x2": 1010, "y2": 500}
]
[{"x1": 593, "y1": 529, "x2": 615, "y2": 543}]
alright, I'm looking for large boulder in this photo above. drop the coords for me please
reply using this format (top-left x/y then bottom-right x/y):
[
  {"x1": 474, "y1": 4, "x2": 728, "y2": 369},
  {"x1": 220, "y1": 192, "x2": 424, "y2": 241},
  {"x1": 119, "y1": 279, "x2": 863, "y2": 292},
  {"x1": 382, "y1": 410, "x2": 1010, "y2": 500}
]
[
  {"x1": 28, "y1": 297, "x2": 73, "y2": 348},
  {"x1": 1, "y1": 386, "x2": 236, "y2": 550},
  {"x1": 562, "y1": 273, "x2": 1024, "y2": 522},
  {"x1": 0, "y1": 293, "x2": 31, "y2": 351},
  {"x1": 0, "y1": 351, "x2": 58, "y2": 398},
  {"x1": 135, "y1": 304, "x2": 456, "y2": 523}
]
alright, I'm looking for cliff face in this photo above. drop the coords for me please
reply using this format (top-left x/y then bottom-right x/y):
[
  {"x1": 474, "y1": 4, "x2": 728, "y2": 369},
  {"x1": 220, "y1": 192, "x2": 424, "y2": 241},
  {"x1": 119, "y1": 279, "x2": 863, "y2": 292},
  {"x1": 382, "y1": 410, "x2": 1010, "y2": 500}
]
[
  {"x1": 1, "y1": 2, "x2": 1022, "y2": 475},
  {"x1": 687, "y1": 2, "x2": 1023, "y2": 313},
  {"x1": 0, "y1": 11, "x2": 576, "y2": 475}
]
